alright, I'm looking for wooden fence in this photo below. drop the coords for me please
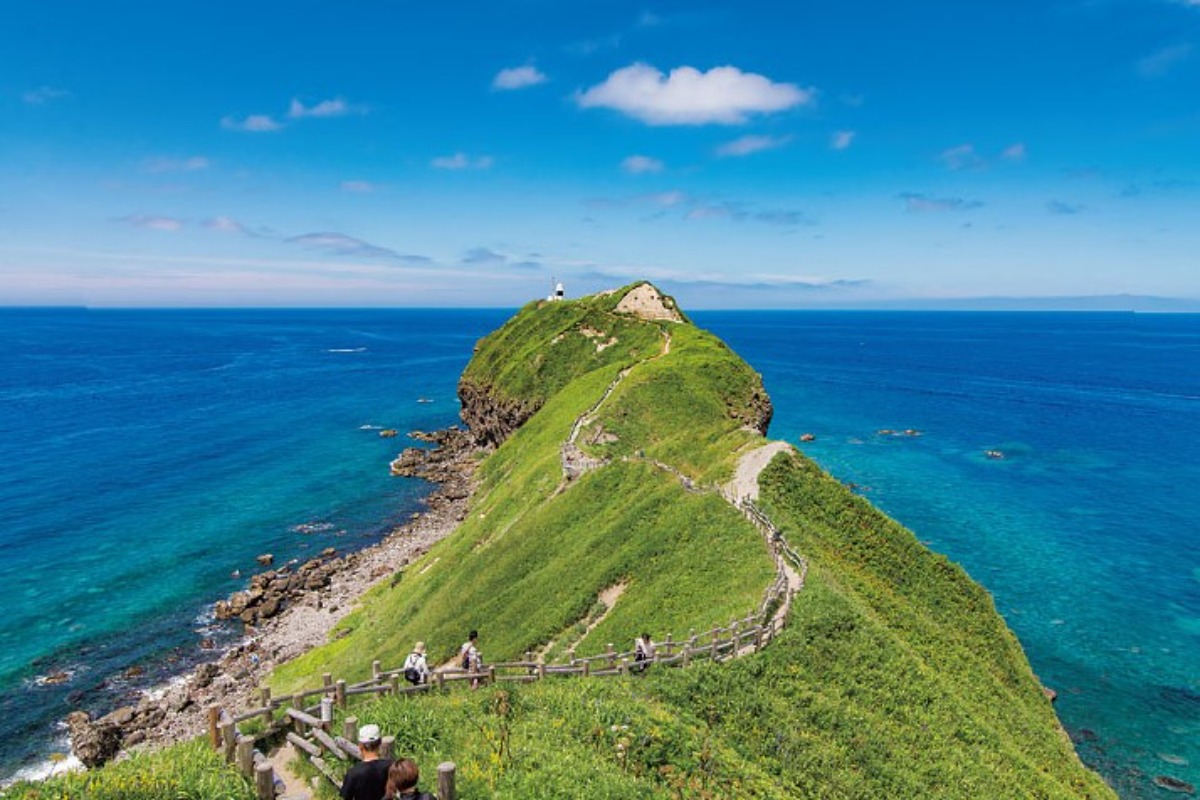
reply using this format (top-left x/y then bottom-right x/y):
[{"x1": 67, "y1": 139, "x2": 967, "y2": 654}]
[{"x1": 213, "y1": 496, "x2": 806, "y2": 799}]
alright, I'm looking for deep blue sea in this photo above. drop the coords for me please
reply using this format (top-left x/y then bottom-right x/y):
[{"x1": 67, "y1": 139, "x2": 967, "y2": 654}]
[{"x1": 1, "y1": 308, "x2": 1197, "y2": 797}]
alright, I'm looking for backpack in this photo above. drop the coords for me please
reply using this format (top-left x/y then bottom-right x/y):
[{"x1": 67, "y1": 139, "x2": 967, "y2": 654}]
[
  {"x1": 403, "y1": 653, "x2": 422, "y2": 684},
  {"x1": 460, "y1": 649, "x2": 471, "y2": 670}
]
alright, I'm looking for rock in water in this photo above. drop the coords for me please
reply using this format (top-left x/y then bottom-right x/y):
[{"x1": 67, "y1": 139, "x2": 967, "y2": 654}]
[
  {"x1": 67, "y1": 711, "x2": 121, "y2": 769},
  {"x1": 1153, "y1": 775, "x2": 1195, "y2": 794}
]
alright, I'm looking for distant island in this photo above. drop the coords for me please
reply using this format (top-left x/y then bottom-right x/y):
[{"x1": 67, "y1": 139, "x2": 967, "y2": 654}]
[{"x1": 11, "y1": 283, "x2": 1114, "y2": 799}]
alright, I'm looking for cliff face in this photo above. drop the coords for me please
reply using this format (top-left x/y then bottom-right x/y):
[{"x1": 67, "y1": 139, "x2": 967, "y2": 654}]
[{"x1": 456, "y1": 378, "x2": 539, "y2": 447}]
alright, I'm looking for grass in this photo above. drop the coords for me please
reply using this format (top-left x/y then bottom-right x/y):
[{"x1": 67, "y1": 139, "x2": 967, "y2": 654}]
[{"x1": 1, "y1": 738, "x2": 254, "y2": 800}]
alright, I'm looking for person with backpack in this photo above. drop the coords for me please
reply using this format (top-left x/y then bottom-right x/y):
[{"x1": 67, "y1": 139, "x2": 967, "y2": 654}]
[
  {"x1": 633, "y1": 632, "x2": 655, "y2": 672},
  {"x1": 402, "y1": 641, "x2": 429, "y2": 686},
  {"x1": 384, "y1": 758, "x2": 435, "y2": 800},
  {"x1": 459, "y1": 630, "x2": 482, "y2": 688}
]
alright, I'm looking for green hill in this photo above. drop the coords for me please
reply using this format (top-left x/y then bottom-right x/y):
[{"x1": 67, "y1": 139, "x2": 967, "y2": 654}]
[{"x1": 10, "y1": 282, "x2": 1113, "y2": 799}]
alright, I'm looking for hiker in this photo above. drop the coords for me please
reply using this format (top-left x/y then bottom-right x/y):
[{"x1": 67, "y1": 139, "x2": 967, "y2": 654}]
[
  {"x1": 340, "y1": 724, "x2": 391, "y2": 800},
  {"x1": 403, "y1": 641, "x2": 430, "y2": 685},
  {"x1": 384, "y1": 757, "x2": 435, "y2": 800},
  {"x1": 459, "y1": 629, "x2": 482, "y2": 688},
  {"x1": 633, "y1": 632, "x2": 655, "y2": 672}
]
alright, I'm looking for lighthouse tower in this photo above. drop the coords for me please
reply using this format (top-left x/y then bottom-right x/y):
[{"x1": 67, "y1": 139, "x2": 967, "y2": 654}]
[{"x1": 547, "y1": 279, "x2": 565, "y2": 301}]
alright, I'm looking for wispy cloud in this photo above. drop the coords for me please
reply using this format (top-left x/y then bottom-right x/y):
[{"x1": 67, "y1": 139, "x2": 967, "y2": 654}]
[
  {"x1": 144, "y1": 156, "x2": 210, "y2": 173},
  {"x1": 287, "y1": 97, "x2": 363, "y2": 119},
  {"x1": 1001, "y1": 142, "x2": 1027, "y2": 162},
  {"x1": 576, "y1": 63, "x2": 814, "y2": 125},
  {"x1": 120, "y1": 214, "x2": 185, "y2": 231},
  {"x1": 940, "y1": 143, "x2": 984, "y2": 170},
  {"x1": 716, "y1": 134, "x2": 792, "y2": 157},
  {"x1": 221, "y1": 114, "x2": 282, "y2": 132},
  {"x1": 640, "y1": 190, "x2": 689, "y2": 207},
  {"x1": 431, "y1": 152, "x2": 494, "y2": 170},
  {"x1": 830, "y1": 131, "x2": 856, "y2": 150},
  {"x1": 201, "y1": 216, "x2": 255, "y2": 235},
  {"x1": 621, "y1": 154, "x2": 664, "y2": 174},
  {"x1": 1137, "y1": 44, "x2": 1193, "y2": 77},
  {"x1": 898, "y1": 192, "x2": 984, "y2": 212},
  {"x1": 492, "y1": 65, "x2": 548, "y2": 90},
  {"x1": 286, "y1": 232, "x2": 405, "y2": 260},
  {"x1": 462, "y1": 246, "x2": 507, "y2": 265},
  {"x1": 1047, "y1": 200, "x2": 1086, "y2": 215},
  {"x1": 22, "y1": 86, "x2": 70, "y2": 105},
  {"x1": 340, "y1": 180, "x2": 376, "y2": 193}
]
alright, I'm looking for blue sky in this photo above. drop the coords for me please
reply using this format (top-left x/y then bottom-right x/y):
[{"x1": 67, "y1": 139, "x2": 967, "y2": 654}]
[{"x1": 2, "y1": 0, "x2": 1198, "y2": 308}]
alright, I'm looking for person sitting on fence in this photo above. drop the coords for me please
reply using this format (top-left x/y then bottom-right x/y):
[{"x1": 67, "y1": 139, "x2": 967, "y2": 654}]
[
  {"x1": 403, "y1": 641, "x2": 430, "y2": 685},
  {"x1": 633, "y1": 632, "x2": 655, "y2": 672},
  {"x1": 340, "y1": 724, "x2": 392, "y2": 800},
  {"x1": 384, "y1": 757, "x2": 435, "y2": 800},
  {"x1": 459, "y1": 629, "x2": 482, "y2": 688}
]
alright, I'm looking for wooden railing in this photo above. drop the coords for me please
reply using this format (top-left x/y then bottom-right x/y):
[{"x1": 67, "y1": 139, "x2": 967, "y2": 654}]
[{"x1": 213, "y1": 493, "x2": 806, "y2": 799}]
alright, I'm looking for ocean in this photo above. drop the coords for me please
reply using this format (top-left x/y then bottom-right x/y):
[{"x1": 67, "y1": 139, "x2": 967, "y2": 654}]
[{"x1": 1, "y1": 308, "x2": 1196, "y2": 797}]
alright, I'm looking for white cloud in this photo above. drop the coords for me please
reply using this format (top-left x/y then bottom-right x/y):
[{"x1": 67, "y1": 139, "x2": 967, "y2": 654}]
[
  {"x1": 716, "y1": 134, "x2": 792, "y2": 157},
  {"x1": 221, "y1": 114, "x2": 282, "y2": 132},
  {"x1": 340, "y1": 180, "x2": 375, "y2": 193},
  {"x1": 831, "y1": 131, "x2": 856, "y2": 150},
  {"x1": 1137, "y1": 44, "x2": 1193, "y2": 77},
  {"x1": 576, "y1": 63, "x2": 813, "y2": 125},
  {"x1": 22, "y1": 86, "x2": 70, "y2": 105},
  {"x1": 202, "y1": 216, "x2": 250, "y2": 233},
  {"x1": 287, "y1": 97, "x2": 361, "y2": 119},
  {"x1": 121, "y1": 214, "x2": 184, "y2": 231},
  {"x1": 145, "y1": 156, "x2": 210, "y2": 173},
  {"x1": 621, "y1": 155, "x2": 664, "y2": 174},
  {"x1": 431, "y1": 152, "x2": 493, "y2": 170},
  {"x1": 940, "y1": 143, "x2": 983, "y2": 170},
  {"x1": 287, "y1": 232, "x2": 402, "y2": 259},
  {"x1": 1001, "y1": 143, "x2": 1027, "y2": 162},
  {"x1": 643, "y1": 190, "x2": 688, "y2": 207},
  {"x1": 898, "y1": 192, "x2": 984, "y2": 213},
  {"x1": 492, "y1": 65, "x2": 548, "y2": 90}
]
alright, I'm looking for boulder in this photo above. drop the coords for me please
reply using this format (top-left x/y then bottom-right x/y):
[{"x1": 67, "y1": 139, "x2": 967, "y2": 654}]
[
  {"x1": 67, "y1": 711, "x2": 121, "y2": 769},
  {"x1": 256, "y1": 553, "x2": 274, "y2": 566}
]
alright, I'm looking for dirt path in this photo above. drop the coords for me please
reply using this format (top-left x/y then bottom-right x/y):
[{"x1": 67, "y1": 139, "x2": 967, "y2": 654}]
[
  {"x1": 265, "y1": 740, "x2": 312, "y2": 799},
  {"x1": 725, "y1": 441, "x2": 793, "y2": 503}
]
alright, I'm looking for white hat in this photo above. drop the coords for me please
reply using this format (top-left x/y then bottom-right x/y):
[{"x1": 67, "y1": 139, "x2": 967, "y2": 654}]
[{"x1": 358, "y1": 723, "x2": 381, "y2": 744}]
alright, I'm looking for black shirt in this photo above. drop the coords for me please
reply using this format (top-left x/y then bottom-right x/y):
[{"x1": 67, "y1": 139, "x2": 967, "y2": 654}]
[{"x1": 341, "y1": 757, "x2": 392, "y2": 800}]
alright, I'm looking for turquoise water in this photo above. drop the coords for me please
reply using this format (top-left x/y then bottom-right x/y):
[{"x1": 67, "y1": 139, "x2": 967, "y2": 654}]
[
  {"x1": 695, "y1": 311, "x2": 1200, "y2": 798},
  {"x1": 1, "y1": 308, "x2": 1197, "y2": 796}
]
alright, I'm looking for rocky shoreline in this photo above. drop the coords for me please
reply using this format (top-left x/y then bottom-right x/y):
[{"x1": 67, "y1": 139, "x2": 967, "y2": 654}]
[{"x1": 66, "y1": 425, "x2": 481, "y2": 769}]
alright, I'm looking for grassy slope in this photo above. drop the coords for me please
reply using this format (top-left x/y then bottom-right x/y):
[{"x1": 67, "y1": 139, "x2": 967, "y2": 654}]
[{"x1": 272, "y1": 283, "x2": 774, "y2": 687}]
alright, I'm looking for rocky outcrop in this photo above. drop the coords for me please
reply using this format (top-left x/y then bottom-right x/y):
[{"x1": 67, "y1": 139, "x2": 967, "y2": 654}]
[
  {"x1": 733, "y1": 387, "x2": 773, "y2": 435},
  {"x1": 458, "y1": 379, "x2": 539, "y2": 447},
  {"x1": 614, "y1": 282, "x2": 684, "y2": 323},
  {"x1": 66, "y1": 711, "x2": 122, "y2": 769},
  {"x1": 214, "y1": 549, "x2": 339, "y2": 626}
]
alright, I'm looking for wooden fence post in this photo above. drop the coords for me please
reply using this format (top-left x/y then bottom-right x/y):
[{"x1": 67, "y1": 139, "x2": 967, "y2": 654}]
[
  {"x1": 343, "y1": 716, "x2": 358, "y2": 743},
  {"x1": 207, "y1": 705, "x2": 221, "y2": 749},
  {"x1": 487, "y1": 665, "x2": 496, "y2": 685},
  {"x1": 682, "y1": 644, "x2": 691, "y2": 668},
  {"x1": 582, "y1": 660, "x2": 591, "y2": 678},
  {"x1": 335, "y1": 679, "x2": 347, "y2": 709},
  {"x1": 390, "y1": 674, "x2": 400, "y2": 695},
  {"x1": 711, "y1": 629, "x2": 720, "y2": 659},
  {"x1": 255, "y1": 763, "x2": 274, "y2": 800},
  {"x1": 437, "y1": 761, "x2": 457, "y2": 800},
  {"x1": 381, "y1": 735, "x2": 395, "y2": 760},
  {"x1": 236, "y1": 735, "x2": 254, "y2": 777},
  {"x1": 435, "y1": 671, "x2": 445, "y2": 690},
  {"x1": 568, "y1": 647, "x2": 576, "y2": 665},
  {"x1": 320, "y1": 697, "x2": 333, "y2": 730},
  {"x1": 221, "y1": 720, "x2": 237, "y2": 763},
  {"x1": 606, "y1": 643, "x2": 615, "y2": 669},
  {"x1": 663, "y1": 633, "x2": 673, "y2": 657},
  {"x1": 619, "y1": 657, "x2": 629, "y2": 675},
  {"x1": 259, "y1": 686, "x2": 273, "y2": 728},
  {"x1": 323, "y1": 672, "x2": 332, "y2": 691},
  {"x1": 537, "y1": 661, "x2": 546, "y2": 681},
  {"x1": 755, "y1": 626, "x2": 765, "y2": 652},
  {"x1": 372, "y1": 660, "x2": 381, "y2": 681}
]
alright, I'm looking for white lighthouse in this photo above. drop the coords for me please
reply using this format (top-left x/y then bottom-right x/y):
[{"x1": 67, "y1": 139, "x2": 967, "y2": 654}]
[{"x1": 547, "y1": 279, "x2": 565, "y2": 301}]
